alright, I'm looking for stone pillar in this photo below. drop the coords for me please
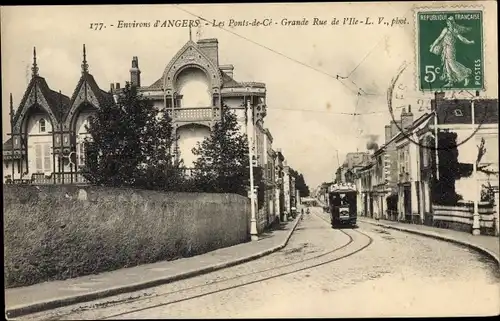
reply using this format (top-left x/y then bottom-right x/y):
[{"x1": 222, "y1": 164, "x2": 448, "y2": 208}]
[
  {"x1": 495, "y1": 191, "x2": 500, "y2": 236},
  {"x1": 411, "y1": 181, "x2": 419, "y2": 222},
  {"x1": 398, "y1": 186, "x2": 404, "y2": 221},
  {"x1": 275, "y1": 187, "x2": 281, "y2": 222},
  {"x1": 283, "y1": 166, "x2": 291, "y2": 221},
  {"x1": 419, "y1": 182, "x2": 425, "y2": 223}
]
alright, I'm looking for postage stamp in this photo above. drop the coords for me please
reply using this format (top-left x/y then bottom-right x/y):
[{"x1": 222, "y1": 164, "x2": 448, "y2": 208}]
[{"x1": 415, "y1": 8, "x2": 484, "y2": 92}]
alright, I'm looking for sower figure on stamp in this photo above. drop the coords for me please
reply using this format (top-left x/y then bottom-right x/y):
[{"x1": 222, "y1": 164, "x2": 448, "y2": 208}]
[{"x1": 429, "y1": 16, "x2": 475, "y2": 88}]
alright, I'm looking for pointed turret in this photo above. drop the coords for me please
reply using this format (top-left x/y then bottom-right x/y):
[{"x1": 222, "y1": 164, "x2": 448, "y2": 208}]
[
  {"x1": 9, "y1": 93, "x2": 14, "y2": 124},
  {"x1": 31, "y1": 47, "x2": 39, "y2": 77},
  {"x1": 81, "y1": 44, "x2": 89, "y2": 74}
]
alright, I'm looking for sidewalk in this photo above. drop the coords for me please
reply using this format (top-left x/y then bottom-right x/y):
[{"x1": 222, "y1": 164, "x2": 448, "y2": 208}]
[
  {"x1": 359, "y1": 217, "x2": 500, "y2": 264},
  {"x1": 5, "y1": 215, "x2": 302, "y2": 319}
]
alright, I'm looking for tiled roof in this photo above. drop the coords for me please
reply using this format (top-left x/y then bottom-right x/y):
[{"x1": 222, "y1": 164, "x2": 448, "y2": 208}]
[
  {"x1": 68, "y1": 73, "x2": 114, "y2": 112},
  {"x1": 13, "y1": 76, "x2": 71, "y2": 124},
  {"x1": 3, "y1": 137, "x2": 13, "y2": 151},
  {"x1": 148, "y1": 77, "x2": 164, "y2": 90},
  {"x1": 221, "y1": 71, "x2": 241, "y2": 88}
]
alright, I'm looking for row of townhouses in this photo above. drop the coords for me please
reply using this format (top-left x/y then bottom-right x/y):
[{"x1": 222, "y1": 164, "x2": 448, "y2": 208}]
[
  {"x1": 342, "y1": 93, "x2": 498, "y2": 236},
  {"x1": 2, "y1": 37, "x2": 301, "y2": 232},
  {"x1": 318, "y1": 93, "x2": 499, "y2": 236}
]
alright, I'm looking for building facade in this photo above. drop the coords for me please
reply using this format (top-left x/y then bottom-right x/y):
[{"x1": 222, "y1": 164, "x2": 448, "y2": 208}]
[
  {"x1": 274, "y1": 149, "x2": 285, "y2": 221},
  {"x1": 353, "y1": 91, "x2": 499, "y2": 236},
  {"x1": 3, "y1": 39, "x2": 273, "y2": 187},
  {"x1": 395, "y1": 112, "x2": 434, "y2": 224}
]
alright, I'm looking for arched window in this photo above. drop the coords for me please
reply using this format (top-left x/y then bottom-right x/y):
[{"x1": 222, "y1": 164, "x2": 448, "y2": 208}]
[
  {"x1": 84, "y1": 116, "x2": 93, "y2": 132},
  {"x1": 39, "y1": 118, "x2": 46, "y2": 132}
]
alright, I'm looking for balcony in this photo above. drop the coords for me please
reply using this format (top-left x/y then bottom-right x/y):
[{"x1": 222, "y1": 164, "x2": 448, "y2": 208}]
[{"x1": 166, "y1": 107, "x2": 220, "y2": 122}]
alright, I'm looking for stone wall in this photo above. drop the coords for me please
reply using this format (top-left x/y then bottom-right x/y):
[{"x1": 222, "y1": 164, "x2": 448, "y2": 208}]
[{"x1": 4, "y1": 185, "x2": 250, "y2": 288}]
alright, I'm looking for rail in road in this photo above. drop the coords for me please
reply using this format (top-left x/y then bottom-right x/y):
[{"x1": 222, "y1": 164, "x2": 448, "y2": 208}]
[
  {"x1": 22, "y1": 209, "x2": 374, "y2": 320},
  {"x1": 98, "y1": 210, "x2": 372, "y2": 320}
]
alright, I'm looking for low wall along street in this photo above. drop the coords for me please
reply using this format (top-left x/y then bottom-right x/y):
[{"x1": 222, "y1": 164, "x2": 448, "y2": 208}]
[
  {"x1": 4, "y1": 185, "x2": 251, "y2": 288},
  {"x1": 432, "y1": 201, "x2": 496, "y2": 235}
]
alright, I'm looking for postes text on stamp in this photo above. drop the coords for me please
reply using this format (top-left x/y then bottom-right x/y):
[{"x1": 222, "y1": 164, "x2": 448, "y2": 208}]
[{"x1": 417, "y1": 10, "x2": 484, "y2": 92}]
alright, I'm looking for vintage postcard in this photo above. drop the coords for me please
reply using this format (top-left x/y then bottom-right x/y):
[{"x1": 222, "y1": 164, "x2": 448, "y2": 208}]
[{"x1": 2, "y1": 1, "x2": 499, "y2": 319}]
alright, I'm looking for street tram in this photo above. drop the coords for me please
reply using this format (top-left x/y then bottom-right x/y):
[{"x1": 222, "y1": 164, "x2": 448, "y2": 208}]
[{"x1": 328, "y1": 183, "x2": 358, "y2": 228}]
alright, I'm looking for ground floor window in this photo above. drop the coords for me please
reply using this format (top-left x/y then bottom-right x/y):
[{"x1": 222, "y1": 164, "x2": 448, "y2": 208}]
[{"x1": 34, "y1": 143, "x2": 52, "y2": 173}]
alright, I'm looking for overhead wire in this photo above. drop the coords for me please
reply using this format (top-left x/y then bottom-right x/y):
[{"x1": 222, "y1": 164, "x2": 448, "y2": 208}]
[{"x1": 174, "y1": 5, "x2": 363, "y2": 97}]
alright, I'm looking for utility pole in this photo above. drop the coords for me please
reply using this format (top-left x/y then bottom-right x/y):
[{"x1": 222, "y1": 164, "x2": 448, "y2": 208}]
[
  {"x1": 471, "y1": 92, "x2": 480, "y2": 235},
  {"x1": 247, "y1": 99, "x2": 258, "y2": 241}
]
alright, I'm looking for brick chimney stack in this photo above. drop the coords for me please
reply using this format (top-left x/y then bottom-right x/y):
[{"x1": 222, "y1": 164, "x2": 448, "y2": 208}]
[
  {"x1": 130, "y1": 56, "x2": 141, "y2": 87},
  {"x1": 220, "y1": 64, "x2": 234, "y2": 78},
  {"x1": 197, "y1": 39, "x2": 219, "y2": 66},
  {"x1": 431, "y1": 91, "x2": 446, "y2": 112},
  {"x1": 401, "y1": 105, "x2": 414, "y2": 131},
  {"x1": 385, "y1": 125, "x2": 392, "y2": 143}
]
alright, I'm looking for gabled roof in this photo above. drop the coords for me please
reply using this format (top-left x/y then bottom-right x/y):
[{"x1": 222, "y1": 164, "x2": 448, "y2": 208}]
[
  {"x1": 3, "y1": 138, "x2": 13, "y2": 151},
  {"x1": 221, "y1": 71, "x2": 241, "y2": 88},
  {"x1": 394, "y1": 112, "x2": 434, "y2": 144},
  {"x1": 68, "y1": 72, "x2": 114, "y2": 110},
  {"x1": 148, "y1": 77, "x2": 164, "y2": 90},
  {"x1": 13, "y1": 76, "x2": 71, "y2": 125}
]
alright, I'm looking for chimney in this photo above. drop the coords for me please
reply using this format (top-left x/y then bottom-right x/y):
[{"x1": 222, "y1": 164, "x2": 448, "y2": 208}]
[
  {"x1": 110, "y1": 83, "x2": 115, "y2": 92},
  {"x1": 431, "y1": 91, "x2": 446, "y2": 112},
  {"x1": 401, "y1": 105, "x2": 414, "y2": 131},
  {"x1": 197, "y1": 38, "x2": 219, "y2": 66},
  {"x1": 130, "y1": 56, "x2": 141, "y2": 87},
  {"x1": 390, "y1": 120, "x2": 401, "y2": 138},
  {"x1": 115, "y1": 82, "x2": 120, "y2": 90},
  {"x1": 220, "y1": 64, "x2": 234, "y2": 78},
  {"x1": 385, "y1": 125, "x2": 392, "y2": 143}
]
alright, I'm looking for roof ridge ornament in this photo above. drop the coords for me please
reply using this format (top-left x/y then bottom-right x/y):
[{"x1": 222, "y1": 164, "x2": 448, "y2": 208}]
[
  {"x1": 31, "y1": 47, "x2": 39, "y2": 77},
  {"x1": 82, "y1": 44, "x2": 89, "y2": 74},
  {"x1": 9, "y1": 93, "x2": 14, "y2": 120}
]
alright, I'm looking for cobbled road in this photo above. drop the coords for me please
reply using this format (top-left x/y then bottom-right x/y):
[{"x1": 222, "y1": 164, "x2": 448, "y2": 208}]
[{"x1": 21, "y1": 207, "x2": 500, "y2": 319}]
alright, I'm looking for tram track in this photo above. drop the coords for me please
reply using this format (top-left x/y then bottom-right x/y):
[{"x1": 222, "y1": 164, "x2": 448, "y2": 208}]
[{"x1": 34, "y1": 210, "x2": 373, "y2": 320}]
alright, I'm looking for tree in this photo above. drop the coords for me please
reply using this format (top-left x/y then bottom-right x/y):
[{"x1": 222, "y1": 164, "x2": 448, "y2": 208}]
[
  {"x1": 191, "y1": 104, "x2": 249, "y2": 195},
  {"x1": 431, "y1": 130, "x2": 473, "y2": 205},
  {"x1": 290, "y1": 168, "x2": 310, "y2": 197},
  {"x1": 83, "y1": 83, "x2": 183, "y2": 190}
]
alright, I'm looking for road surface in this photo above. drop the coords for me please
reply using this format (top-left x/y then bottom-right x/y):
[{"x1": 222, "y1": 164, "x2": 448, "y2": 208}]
[{"x1": 19, "y1": 207, "x2": 500, "y2": 319}]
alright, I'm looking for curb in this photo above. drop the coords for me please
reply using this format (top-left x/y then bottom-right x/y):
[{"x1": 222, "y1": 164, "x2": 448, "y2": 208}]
[
  {"x1": 360, "y1": 219, "x2": 500, "y2": 265},
  {"x1": 6, "y1": 214, "x2": 303, "y2": 319}
]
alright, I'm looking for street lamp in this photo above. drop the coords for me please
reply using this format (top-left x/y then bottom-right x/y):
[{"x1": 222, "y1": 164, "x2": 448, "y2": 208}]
[{"x1": 247, "y1": 99, "x2": 259, "y2": 241}]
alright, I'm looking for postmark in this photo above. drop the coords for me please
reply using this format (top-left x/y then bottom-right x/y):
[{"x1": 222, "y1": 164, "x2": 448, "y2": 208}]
[
  {"x1": 387, "y1": 61, "x2": 490, "y2": 151},
  {"x1": 415, "y1": 7, "x2": 484, "y2": 92},
  {"x1": 385, "y1": 4, "x2": 492, "y2": 151}
]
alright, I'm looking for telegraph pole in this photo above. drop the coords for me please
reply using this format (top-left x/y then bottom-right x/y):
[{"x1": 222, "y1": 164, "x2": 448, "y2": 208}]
[
  {"x1": 471, "y1": 93, "x2": 480, "y2": 235},
  {"x1": 247, "y1": 99, "x2": 258, "y2": 241}
]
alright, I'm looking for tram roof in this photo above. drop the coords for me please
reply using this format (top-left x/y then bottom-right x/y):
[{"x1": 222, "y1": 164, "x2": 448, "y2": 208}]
[{"x1": 329, "y1": 183, "x2": 357, "y2": 193}]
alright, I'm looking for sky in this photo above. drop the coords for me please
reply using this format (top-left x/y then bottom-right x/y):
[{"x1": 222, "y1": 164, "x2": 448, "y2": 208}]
[{"x1": 1, "y1": 2, "x2": 498, "y2": 189}]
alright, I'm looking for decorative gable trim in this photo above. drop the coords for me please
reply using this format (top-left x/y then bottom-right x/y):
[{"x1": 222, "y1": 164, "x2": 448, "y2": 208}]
[
  {"x1": 12, "y1": 82, "x2": 59, "y2": 133},
  {"x1": 162, "y1": 40, "x2": 222, "y2": 96},
  {"x1": 64, "y1": 77, "x2": 100, "y2": 130}
]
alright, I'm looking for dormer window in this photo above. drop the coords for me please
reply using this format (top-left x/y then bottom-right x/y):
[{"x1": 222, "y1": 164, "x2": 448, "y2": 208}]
[
  {"x1": 85, "y1": 116, "x2": 93, "y2": 131},
  {"x1": 39, "y1": 118, "x2": 46, "y2": 132}
]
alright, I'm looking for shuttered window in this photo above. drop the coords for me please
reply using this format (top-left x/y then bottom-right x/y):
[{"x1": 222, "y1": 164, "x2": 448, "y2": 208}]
[
  {"x1": 35, "y1": 144, "x2": 43, "y2": 172},
  {"x1": 44, "y1": 144, "x2": 51, "y2": 172},
  {"x1": 78, "y1": 142, "x2": 86, "y2": 167}
]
